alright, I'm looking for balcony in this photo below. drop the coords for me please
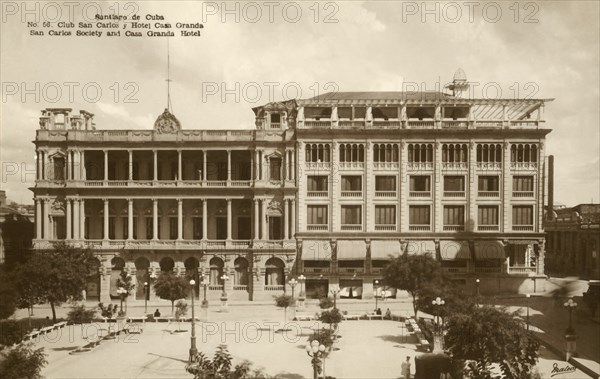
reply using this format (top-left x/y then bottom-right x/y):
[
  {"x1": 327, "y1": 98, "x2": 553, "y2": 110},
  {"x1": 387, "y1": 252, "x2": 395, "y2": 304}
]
[
  {"x1": 476, "y1": 162, "x2": 502, "y2": 170},
  {"x1": 233, "y1": 285, "x2": 249, "y2": 291},
  {"x1": 68, "y1": 179, "x2": 255, "y2": 188},
  {"x1": 307, "y1": 191, "x2": 328, "y2": 198},
  {"x1": 443, "y1": 191, "x2": 465, "y2": 198},
  {"x1": 304, "y1": 120, "x2": 331, "y2": 128},
  {"x1": 303, "y1": 267, "x2": 331, "y2": 274},
  {"x1": 510, "y1": 162, "x2": 538, "y2": 170},
  {"x1": 341, "y1": 225, "x2": 362, "y2": 231},
  {"x1": 510, "y1": 120, "x2": 539, "y2": 128},
  {"x1": 409, "y1": 191, "x2": 430, "y2": 198},
  {"x1": 338, "y1": 120, "x2": 365, "y2": 128},
  {"x1": 513, "y1": 225, "x2": 534, "y2": 231},
  {"x1": 339, "y1": 162, "x2": 365, "y2": 170},
  {"x1": 474, "y1": 267, "x2": 502, "y2": 274},
  {"x1": 409, "y1": 225, "x2": 430, "y2": 231},
  {"x1": 373, "y1": 162, "x2": 399, "y2": 170},
  {"x1": 305, "y1": 162, "x2": 331, "y2": 170},
  {"x1": 375, "y1": 225, "x2": 396, "y2": 231},
  {"x1": 442, "y1": 267, "x2": 468, "y2": 274},
  {"x1": 478, "y1": 191, "x2": 499, "y2": 198},
  {"x1": 476, "y1": 120, "x2": 502, "y2": 128},
  {"x1": 338, "y1": 267, "x2": 365, "y2": 274},
  {"x1": 341, "y1": 191, "x2": 362, "y2": 198},
  {"x1": 307, "y1": 224, "x2": 328, "y2": 231},
  {"x1": 264, "y1": 285, "x2": 285, "y2": 291},
  {"x1": 375, "y1": 191, "x2": 397, "y2": 198},
  {"x1": 442, "y1": 120, "x2": 468, "y2": 129},
  {"x1": 513, "y1": 191, "x2": 534, "y2": 198},
  {"x1": 508, "y1": 266, "x2": 536, "y2": 274},
  {"x1": 407, "y1": 162, "x2": 434, "y2": 171},
  {"x1": 443, "y1": 225, "x2": 465, "y2": 232},
  {"x1": 407, "y1": 120, "x2": 435, "y2": 128},
  {"x1": 477, "y1": 225, "x2": 499, "y2": 232},
  {"x1": 442, "y1": 162, "x2": 468, "y2": 170},
  {"x1": 371, "y1": 120, "x2": 401, "y2": 128},
  {"x1": 269, "y1": 123, "x2": 281, "y2": 129}
]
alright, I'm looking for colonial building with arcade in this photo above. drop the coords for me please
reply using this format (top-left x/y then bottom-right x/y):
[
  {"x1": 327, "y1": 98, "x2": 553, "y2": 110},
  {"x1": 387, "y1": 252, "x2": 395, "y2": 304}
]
[{"x1": 31, "y1": 72, "x2": 553, "y2": 302}]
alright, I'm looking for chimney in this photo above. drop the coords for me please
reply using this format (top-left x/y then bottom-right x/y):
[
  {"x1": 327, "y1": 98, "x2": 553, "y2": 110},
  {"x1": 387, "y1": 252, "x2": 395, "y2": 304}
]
[{"x1": 547, "y1": 155, "x2": 554, "y2": 220}]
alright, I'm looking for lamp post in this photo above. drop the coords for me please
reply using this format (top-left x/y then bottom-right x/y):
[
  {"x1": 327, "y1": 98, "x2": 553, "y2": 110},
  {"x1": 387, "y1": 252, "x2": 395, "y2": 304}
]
[
  {"x1": 144, "y1": 282, "x2": 148, "y2": 314},
  {"x1": 374, "y1": 280, "x2": 380, "y2": 312},
  {"x1": 220, "y1": 274, "x2": 229, "y2": 312},
  {"x1": 475, "y1": 278, "x2": 480, "y2": 298},
  {"x1": 330, "y1": 288, "x2": 340, "y2": 309},
  {"x1": 305, "y1": 340, "x2": 326, "y2": 379},
  {"x1": 117, "y1": 287, "x2": 127, "y2": 313},
  {"x1": 298, "y1": 275, "x2": 306, "y2": 309},
  {"x1": 563, "y1": 298, "x2": 578, "y2": 360},
  {"x1": 525, "y1": 294, "x2": 531, "y2": 332},
  {"x1": 188, "y1": 279, "x2": 197, "y2": 362},
  {"x1": 201, "y1": 277, "x2": 209, "y2": 307},
  {"x1": 431, "y1": 296, "x2": 445, "y2": 352},
  {"x1": 289, "y1": 278, "x2": 298, "y2": 299}
]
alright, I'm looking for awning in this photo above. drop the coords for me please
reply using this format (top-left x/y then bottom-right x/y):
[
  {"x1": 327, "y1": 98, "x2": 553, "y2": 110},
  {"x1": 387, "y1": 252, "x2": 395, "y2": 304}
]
[
  {"x1": 371, "y1": 240, "x2": 402, "y2": 260},
  {"x1": 301, "y1": 240, "x2": 332, "y2": 261},
  {"x1": 337, "y1": 240, "x2": 367, "y2": 260},
  {"x1": 404, "y1": 240, "x2": 436, "y2": 256},
  {"x1": 474, "y1": 240, "x2": 506, "y2": 260},
  {"x1": 439, "y1": 240, "x2": 471, "y2": 260}
]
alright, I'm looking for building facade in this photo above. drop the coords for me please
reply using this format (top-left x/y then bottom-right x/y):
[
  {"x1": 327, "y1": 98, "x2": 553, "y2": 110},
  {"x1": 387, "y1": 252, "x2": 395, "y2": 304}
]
[
  {"x1": 31, "y1": 75, "x2": 553, "y2": 302},
  {"x1": 545, "y1": 204, "x2": 600, "y2": 280}
]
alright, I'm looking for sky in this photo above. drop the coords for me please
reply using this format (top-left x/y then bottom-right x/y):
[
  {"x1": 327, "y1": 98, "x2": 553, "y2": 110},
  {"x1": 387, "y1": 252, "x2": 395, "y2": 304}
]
[{"x1": 1, "y1": 0, "x2": 599, "y2": 206}]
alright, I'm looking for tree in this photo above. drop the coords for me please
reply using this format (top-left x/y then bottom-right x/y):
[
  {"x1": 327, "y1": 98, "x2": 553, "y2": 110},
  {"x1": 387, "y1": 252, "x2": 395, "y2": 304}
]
[
  {"x1": 0, "y1": 265, "x2": 17, "y2": 319},
  {"x1": 116, "y1": 270, "x2": 135, "y2": 314},
  {"x1": 274, "y1": 294, "x2": 294, "y2": 329},
  {"x1": 12, "y1": 242, "x2": 99, "y2": 322},
  {"x1": 414, "y1": 278, "x2": 475, "y2": 319},
  {"x1": 444, "y1": 305, "x2": 539, "y2": 379},
  {"x1": 186, "y1": 344, "x2": 269, "y2": 379},
  {"x1": 383, "y1": 253, "x2": 443, "y2": 317},
  {"x1": 319, "y1": 308, "x2": 343, "y2": 337},
  {"x1": 0, "y1": 343, "x2": 47, "y2": 379},
  {"x1": 153, "y1": 272, "x2": 189, "y2": 315},
  {"x1": 319, "y1": 297, "x2": 334, "y2": 309}
]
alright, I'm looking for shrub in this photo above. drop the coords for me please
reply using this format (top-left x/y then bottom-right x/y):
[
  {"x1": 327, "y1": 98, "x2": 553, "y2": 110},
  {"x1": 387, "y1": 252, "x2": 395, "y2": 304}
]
[
  {"x1": 98, "y1": 303, "x2": 118, "y2": 319},
  {"x1": 0, "y1": 320, "x2": 24, "y2": 346},
  {"x1": 319, "y1": 308, "x2": 343, "y2": 327},
  {"x1": 307, "y1": 328, "x2": 335, "y2": 354},
  {"x1": 0, "y1": 343, "x2": 47, "y2": 379},
  {"x1": 319, "y1": 297, "x2": 334, "y2": 309},
  {"x1": 67, "y1": 305, "x2": 96, "y2": 325}
]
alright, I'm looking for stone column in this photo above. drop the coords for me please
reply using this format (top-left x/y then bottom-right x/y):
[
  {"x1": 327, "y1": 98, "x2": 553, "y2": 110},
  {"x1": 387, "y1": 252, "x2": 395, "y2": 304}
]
[
  {"x1": 72, "y1": 150, "x2": 79, "y2": 180},
  {"x1": 283, "y1": 199, "x2": 289, "y2": 240},
  {"x1": 202, "y1": 151, "x2": 207, "y2": 181},
  {"x1": 65, "y1": 199, "x2": 72, "y2": 240},
  {"x1": 153, "y1": 150, "x2": 158, "y2": 181},
  {"x1": 103, "y1": 199, "x2": 109, "y2": 240},
  {"x1": 291, "y1": 148, "x2": 296, "y2": 181},
  {"x1": 177, "y1": 150, "x2": 182, "y2": 181},
  {"x1": 73, "y1": 200, "x2": 80, "y2": 240},
  {"x1": 103, "y1": 150, "x2": 108, "y2": 181},
  {"x1": 152, "y1": 199, "x2": 158, "y2": 240},
  {"x1": 66, "y1": 150, "x2": 71, "y2": 181},
  {"x1": 226, "y1": 199, "x2": 232, "y2": 240},
  {"x1": 128, "y1": 150, "x2": 133, "y2": 181},
  {"x1": 227, "y1": 150, "x2": 232, "y2": 182},
  {"x1": 202, "y1": 199, "x2": 208, "y2": 240},
  {"x1": 35, "y1": 199, "x2": 42, "y2": 239},
  {"x1": 253, "y1": 199, "x2": 259, "y2": 240},
  {"x1": 261, "y1": 199, "x2": 268, "y2": 240},
  {"x1": 177, "y1": 198, "x2": 183, "y2": 240},
  {"x1": 36, "y1": 151, "x2": 42, "y2": 180},
  {"x1": 80, "y1": 150, "x2": 86, "y2": 180},
  {"x1": 79, "y1": 200, "x2": 86, "y2": 240},
  {"x1": 128, "y1": 199, "x2": 134, "y2": 240},
  {"x1": 254, "y1": 150, "x2": 259, "y2": 181},
  {"x1": 290, "y1": 199, "x2": 296, "y2": 239},
  {"x1": 434, "y1": 141, "x2": 443, "y2": 232}
]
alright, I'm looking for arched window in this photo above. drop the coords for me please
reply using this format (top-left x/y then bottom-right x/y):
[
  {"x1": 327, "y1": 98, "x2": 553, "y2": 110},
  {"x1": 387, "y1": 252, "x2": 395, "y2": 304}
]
[
  {"x1": 234, "y1": 257, "x2": 249, "y2": 286},
  {"x1": 134, "y1": 257, "x2": 150, "y2": 300},
  {"x1": 265, "y1": 257, "x2": 285, "y2": 286},
  {"x1": 159, "y1": 257, "x2": 174, "y2": 272},
  {"x1": 185, "y1": 257, "x2": 200, "y2": 297},
  {"x1": 209, "y1": 257, "x2": 224, "y2": 285}
]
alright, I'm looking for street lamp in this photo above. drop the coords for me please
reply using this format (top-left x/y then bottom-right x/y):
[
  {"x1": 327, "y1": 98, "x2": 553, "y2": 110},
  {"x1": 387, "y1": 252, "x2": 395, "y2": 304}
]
[
  {"x1": 374, "y1": 280, "x2": 380, "y2": 312},
  {"x1": 201, "y1": 277, "x2": 209, "y2": 307},
  {"x1": 220, "y1": 274, "x2": 229, "y2": 311},
  {"x1": 289, "y1": 278, "x2": 298, "y2": 300},
  {"x1": 525, "y1": 294, "x2": 531, "y2": 332},
  {"x1": 298, "y1": 275, "x2": 306, "y2": 308},
  {"x1": 117, "y1": 287, "x2": 127, "y2": 313},
  {"x1": 143, "y1": 282, "x2": 148, "y2": 314},
  {"x1": 189, "y1": 279, "x2": 197, "y2": 362},
  {"x1": 563, "y1": 298, "x2": 578, "y2": 360},
  {"x1": 305, "y1": 340, "x2": 326, "y2": 379},
  {"x1": 330, "y1": 288, "x2": 340, "y2": 309},
  {"x1": 475, "y1": 278, "x2": 480, "y2": 297},
  {"x1": 431, "y1": 297, "x2": 445, "y2": 352}
]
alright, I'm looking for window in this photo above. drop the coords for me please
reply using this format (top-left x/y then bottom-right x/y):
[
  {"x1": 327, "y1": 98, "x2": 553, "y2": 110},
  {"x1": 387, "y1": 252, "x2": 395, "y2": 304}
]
[
  {"x1": 169, "y1": 218, "x2": 177, "y2": 240},
  {"x1": 145, "y1": 218, "x2": 153, "y2": 239},
  {"x1": 410, "y1": 176, "x2": 431, "y2": 191},
  {"x1": 372, "y1": 107, "x2": 398, "y2": 120},
  {"x1": 305, "y1": 144, "x2": 331, "y2": 162},
  {"x1": 409, "y1": 206, "x2": 430, "y2": 225},
  {"x1": 341, "y1": 206, "x2": 362, "y2": 225},
  {"x1": 307, "y1": 176, "x2": 328, "y2": 191},
  {"x1": 478, "y1": 206, "x2": 499, "y2": 225},
  {"x1": 513, "y1": 176, "x2": 534, "y2": 191},
  {"x1": 193, "y1": 217, "x2": 203, "y2": 240},
  {"x1": 108, "y1": 217, "x2": 115, "y2": 239},
  {"x1": 444, "y1": 206, "x2": 465, "y2": 226},
  {"x1": 408, "y1": 144, "x2": 434, "y2": 163},
  {"x1": 373, "y1": 144, "x2": 399, "y2": 162},
  {"x1": 270, "y1": 113, "x2": 281, "y2": 123},
  {"x1": 53, "y1": 157, "x2": 65, "y2": 180},
  {"x1": 476, "y1": 144, "x2": 502, "y2": 162},
  {"x1": 376, "y1": 176, "x2": 396, "y2": 191},
  {"x1": 478, "y1": 176, "x2": 499, "y2": 191},
  {"x1": 354, "y1": 107, "x2": 366, "y2": 119},
  {"x1": 511, "y1": 144, "x2": 538, "y2": 163},
  {"x1": 307, "y1": 206, "x2": 328, "y2": 225},
  {"x1": 375, "y1": 206, "x2": 396, "y2": 225},
  {"x1": 442, "y1": 144, "x2": 468, "y2": 162},
  {"x1": 337, "y1": 107, "x2": 352, "y2": 119},
  {"x1": 444, "y1": 176, "x2": 465, "y2": 192},
  {"x1": 304, "y1": 107, "x2": 332, "y2": 120},
  {"x1": 269, "y1": 157, "x2": 281, "y2": 180},
  {"x1": 341, "y1": 176, "x2": 362, "y2": 191},
  {"x1": 339, "y1": 144, "x2": 365, "y2": 162},
  {"x1": 513, "y1": 206, "x2": 533, "y2": 225}
]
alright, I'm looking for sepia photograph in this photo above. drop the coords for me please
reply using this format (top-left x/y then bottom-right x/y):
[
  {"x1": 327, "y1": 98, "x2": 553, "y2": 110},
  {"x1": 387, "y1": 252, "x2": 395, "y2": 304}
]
[{"x1": 0, "y1": 1, "x2": 599, "y2": 378}]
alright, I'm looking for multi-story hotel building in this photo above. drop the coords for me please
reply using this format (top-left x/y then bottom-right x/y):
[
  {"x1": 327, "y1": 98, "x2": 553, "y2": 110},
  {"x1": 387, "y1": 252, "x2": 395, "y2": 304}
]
[{"x1": 31, "y1": 72, "x2": 552, "y2": 302}]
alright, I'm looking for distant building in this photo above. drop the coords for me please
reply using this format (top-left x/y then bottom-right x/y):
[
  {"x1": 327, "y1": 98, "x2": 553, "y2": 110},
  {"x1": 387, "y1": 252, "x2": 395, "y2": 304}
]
[
  {"x1": 545, "y1": 204, "x2": 600, "y2": 279},
  {"x1": 0, "y1": 190, "x2": 34, "y2": 265},
  {"x1": 31, "y1": 70, "x2": 553, "y2": 301}
]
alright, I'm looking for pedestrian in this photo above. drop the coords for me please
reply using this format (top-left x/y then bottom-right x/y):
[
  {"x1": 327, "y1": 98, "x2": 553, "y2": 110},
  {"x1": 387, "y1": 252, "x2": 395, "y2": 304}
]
[
  {"x1": 384, "y1": 308, "x2": 391, "y2": 319},
  {"x1": 376, "y1": 308, "x2": 382, "y2": 315},
  {"x1": 154, "y1": 308, "x2": 161, "y2": 317},
  {"x1": 401, "y1": 356, "x2": 411, "y2": 379}
]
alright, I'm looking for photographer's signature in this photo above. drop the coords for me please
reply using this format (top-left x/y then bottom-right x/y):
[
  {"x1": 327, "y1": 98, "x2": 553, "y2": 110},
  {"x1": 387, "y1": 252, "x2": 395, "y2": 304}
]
[{"x1": 550, "y1": 363, "x2": 576, "y2": 377}]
